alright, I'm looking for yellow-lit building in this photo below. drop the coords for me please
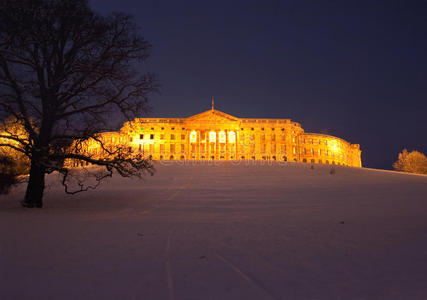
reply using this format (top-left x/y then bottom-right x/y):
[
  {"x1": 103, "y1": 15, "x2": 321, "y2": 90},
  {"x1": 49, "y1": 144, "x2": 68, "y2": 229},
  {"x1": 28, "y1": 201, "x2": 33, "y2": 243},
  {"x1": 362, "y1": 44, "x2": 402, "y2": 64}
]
[{"x1": 89, "y1": 107, "x2": 362, "y2": 167}]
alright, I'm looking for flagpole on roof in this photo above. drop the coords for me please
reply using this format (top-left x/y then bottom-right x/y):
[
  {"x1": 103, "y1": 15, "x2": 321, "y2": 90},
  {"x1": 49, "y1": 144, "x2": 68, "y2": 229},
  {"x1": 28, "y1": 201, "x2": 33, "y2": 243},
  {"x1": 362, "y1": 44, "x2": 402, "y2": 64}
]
[{"x1": 211, "y1": 96, "x2": 214, "y2": 110}]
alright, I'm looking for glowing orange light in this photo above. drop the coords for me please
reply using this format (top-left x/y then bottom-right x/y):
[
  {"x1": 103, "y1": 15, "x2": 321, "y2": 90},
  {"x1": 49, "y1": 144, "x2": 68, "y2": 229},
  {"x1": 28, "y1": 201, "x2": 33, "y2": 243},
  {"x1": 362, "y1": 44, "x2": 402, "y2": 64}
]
[{"x1": 329, "y1": 140, "x2": 340, "y2": 154}]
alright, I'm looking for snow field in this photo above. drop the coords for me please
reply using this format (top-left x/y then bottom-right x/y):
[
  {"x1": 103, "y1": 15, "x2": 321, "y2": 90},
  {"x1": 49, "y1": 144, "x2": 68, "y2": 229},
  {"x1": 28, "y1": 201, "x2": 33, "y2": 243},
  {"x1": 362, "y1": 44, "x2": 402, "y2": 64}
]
[{"x1": 1, "y1": 162, "x2": 427, "y2": 299}]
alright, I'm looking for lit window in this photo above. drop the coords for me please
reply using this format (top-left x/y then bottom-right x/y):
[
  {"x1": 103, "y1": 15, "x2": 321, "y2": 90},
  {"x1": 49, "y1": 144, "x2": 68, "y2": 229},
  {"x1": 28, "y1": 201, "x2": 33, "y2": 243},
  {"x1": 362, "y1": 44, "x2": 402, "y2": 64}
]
[
  {"x1": 181, "y1": 134, "x2": 185, "y2": 140},
  {"x1": 190, "y1": 131, "x2": 197, "y2": 143},
  {"x1": 209, "y1": 131, "x2": 216, "y2": 143},
  {"x1": 171, "y1": 134, "x2": 175, "y2": 140},
  {"x1": 228, "y1": 131, "x2": 236, "y2": 143},
  {"x1": 219, "y1": 131, "x2": 226, "y2": 143}
]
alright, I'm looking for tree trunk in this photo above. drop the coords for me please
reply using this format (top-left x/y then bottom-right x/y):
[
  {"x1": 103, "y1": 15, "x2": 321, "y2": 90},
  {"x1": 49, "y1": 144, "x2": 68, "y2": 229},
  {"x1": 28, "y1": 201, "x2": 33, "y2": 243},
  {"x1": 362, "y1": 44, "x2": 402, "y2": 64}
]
[{"x1": 22, "y1": 160, "x2": 46, "y2": 208}]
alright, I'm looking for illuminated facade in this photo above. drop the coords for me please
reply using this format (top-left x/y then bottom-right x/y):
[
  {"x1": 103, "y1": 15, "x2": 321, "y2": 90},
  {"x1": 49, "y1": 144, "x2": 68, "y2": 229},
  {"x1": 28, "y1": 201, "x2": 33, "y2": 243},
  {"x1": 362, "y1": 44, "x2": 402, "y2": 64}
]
[{"x1": 88, "y1": 108, "x2": 362, "y2": 167}]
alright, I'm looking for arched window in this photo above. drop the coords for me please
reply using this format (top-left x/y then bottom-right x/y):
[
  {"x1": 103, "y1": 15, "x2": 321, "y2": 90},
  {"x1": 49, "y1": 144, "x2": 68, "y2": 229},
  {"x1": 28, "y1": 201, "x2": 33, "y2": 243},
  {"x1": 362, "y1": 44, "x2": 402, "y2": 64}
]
[
  {"x1": 190, "y1": 131, "x2": 197, "y2": 143},
  {"x1": 219, "y1": 131, "x2": 226, "y2": 143},
  {"x1": 209, "y1": 131, "x2": 216, "y2": 143},
  {"x1": 228, "y1": 131, "x2": 236, "y2": 143}
]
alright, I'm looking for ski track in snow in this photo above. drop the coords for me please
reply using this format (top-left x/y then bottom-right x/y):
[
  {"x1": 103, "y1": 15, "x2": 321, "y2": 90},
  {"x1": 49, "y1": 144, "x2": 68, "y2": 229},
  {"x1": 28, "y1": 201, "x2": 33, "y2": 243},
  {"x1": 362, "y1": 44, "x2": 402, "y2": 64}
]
[{"x1": 214, "y1": 252, "x2": 279, "y2": 300}]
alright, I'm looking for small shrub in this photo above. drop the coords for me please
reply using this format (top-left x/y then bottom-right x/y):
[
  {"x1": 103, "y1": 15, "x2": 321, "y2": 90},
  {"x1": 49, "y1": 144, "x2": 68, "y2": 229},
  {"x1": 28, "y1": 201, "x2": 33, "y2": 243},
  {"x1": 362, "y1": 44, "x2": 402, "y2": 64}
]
[{"x1": 393, "y1": 149, "x2": 427, "y2": 174}]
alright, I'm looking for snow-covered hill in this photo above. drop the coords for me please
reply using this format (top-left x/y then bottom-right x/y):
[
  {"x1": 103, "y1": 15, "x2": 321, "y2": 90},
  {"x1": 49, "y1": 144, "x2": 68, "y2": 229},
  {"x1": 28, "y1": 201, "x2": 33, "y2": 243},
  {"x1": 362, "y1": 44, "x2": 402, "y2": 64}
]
[{"x1": 1, "y1": 162, "x2": 427, "y2": 300}]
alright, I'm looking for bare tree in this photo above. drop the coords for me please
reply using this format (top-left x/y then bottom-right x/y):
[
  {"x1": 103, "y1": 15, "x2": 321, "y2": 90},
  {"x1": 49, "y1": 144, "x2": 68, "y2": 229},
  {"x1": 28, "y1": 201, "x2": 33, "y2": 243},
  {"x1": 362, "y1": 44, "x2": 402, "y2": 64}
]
[{"x1": 0, "y1": 0, "x2": 157, "y2": 207}]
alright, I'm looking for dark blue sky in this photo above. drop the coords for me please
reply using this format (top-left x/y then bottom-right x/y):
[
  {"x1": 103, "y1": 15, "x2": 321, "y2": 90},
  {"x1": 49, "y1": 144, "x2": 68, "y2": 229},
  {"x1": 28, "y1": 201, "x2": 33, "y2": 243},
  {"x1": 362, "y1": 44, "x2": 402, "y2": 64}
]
[{"x1": 90, "y1": 0, "x2": 427, "y2": 169}]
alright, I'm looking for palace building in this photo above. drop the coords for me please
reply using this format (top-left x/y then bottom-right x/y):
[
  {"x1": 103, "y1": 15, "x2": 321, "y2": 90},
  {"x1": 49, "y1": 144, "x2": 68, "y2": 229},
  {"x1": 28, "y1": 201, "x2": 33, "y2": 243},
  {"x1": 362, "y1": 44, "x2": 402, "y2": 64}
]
[{"x1": 86, "y1": 105, "x2": 362, "y2": 167}]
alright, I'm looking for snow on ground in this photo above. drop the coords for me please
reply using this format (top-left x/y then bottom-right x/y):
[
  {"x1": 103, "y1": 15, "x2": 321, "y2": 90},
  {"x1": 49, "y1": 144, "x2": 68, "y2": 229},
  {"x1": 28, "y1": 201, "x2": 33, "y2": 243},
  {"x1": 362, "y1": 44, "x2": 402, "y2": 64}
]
[{"x1": 1, "y1": 161, "x2": 427, "y2": 300}]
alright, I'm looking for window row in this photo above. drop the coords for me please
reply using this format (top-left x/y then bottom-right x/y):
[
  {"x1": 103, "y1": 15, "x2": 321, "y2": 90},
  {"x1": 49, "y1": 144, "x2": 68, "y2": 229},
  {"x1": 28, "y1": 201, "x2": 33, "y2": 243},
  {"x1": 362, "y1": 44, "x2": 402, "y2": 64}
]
[
  {"x1": 301, "y1": 148, "x2": 346, "y2": 159},
  {"x1": 301, "y1": 138, "x2": 346, "y2": 148}
]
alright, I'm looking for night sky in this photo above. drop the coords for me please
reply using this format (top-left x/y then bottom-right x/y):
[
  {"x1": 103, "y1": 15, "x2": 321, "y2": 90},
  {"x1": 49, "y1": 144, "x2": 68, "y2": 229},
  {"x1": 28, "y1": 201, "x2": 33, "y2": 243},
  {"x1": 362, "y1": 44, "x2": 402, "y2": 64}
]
[{"x1": 90, "y1": 0, "x2": 427, "y2": 169}]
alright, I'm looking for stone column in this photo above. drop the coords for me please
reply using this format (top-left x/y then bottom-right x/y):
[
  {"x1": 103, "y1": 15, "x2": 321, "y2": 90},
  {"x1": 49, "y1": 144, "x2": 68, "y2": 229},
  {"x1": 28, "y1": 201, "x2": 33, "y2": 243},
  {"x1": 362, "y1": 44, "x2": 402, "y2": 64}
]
[
  {"x1": 226, "y1": 132, "x2": 229, "y2": 160},
  {"x1": 215, "y1": 130, "x2": 219, "y2": 160},
  {"x1": 208, "y1": 130, "x2": 211, "y2": 159},
  {"x1": 196, "y1": 129, "x2": 200, "y2": 160},
  {"x1": 236, "y1": 129, "x2": 239, "y2": 160}
]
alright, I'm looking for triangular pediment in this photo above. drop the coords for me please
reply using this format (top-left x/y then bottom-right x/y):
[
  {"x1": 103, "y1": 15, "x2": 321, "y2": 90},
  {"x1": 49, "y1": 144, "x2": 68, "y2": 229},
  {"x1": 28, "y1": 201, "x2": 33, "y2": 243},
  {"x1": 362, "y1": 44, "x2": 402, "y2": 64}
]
[{"x1": 185, "y1": 109, "x2": 239, "y2": 123}]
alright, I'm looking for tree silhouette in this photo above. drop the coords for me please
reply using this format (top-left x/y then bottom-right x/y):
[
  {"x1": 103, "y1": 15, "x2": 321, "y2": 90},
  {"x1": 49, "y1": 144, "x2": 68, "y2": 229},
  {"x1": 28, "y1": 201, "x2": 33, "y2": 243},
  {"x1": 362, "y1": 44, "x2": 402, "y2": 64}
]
[{"x1": 0, "y1": 0, "x2": 156, "y2": 207}]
